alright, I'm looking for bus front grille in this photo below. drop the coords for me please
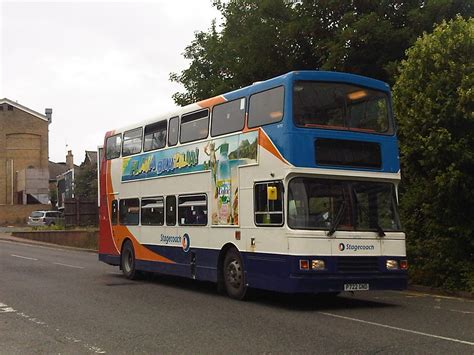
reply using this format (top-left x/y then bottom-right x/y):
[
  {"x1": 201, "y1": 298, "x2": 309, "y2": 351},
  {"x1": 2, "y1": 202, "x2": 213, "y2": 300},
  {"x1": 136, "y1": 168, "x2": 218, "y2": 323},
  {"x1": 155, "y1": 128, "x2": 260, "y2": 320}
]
[{"x1": 337, "y1": 256, "x2": 380, "y2": 273}]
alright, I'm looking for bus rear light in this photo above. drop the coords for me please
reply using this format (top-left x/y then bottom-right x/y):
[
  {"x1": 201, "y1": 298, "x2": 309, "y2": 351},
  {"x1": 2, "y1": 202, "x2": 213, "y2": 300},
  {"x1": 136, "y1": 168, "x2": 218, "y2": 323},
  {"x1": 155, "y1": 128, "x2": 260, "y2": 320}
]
[
  {"x1": 311, "y1": 260, "x2": 325, "y2": 270},
  {"x1": 399, "y1": 260, "x2": 408, "y2": 270},
  {"x1": 299, "y1": 260, "x2": 309, "y2": 270},
  {"x1": 386, "y1": 259, "x2": 399, "y2": 270}
]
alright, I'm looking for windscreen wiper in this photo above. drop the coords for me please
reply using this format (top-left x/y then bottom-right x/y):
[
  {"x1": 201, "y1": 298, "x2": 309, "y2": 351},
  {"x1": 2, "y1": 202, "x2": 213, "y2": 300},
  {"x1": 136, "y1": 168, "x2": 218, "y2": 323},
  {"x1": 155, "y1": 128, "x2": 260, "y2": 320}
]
[
  {"x1": 375, "y1": 224, "x2": 386, "y2": 237},
  {"x1": 352, "y1": 191, "x2": 386, "y2": 237},
  {"x1": 327, "y1": 200, "x2": 346, "y2": 237}
]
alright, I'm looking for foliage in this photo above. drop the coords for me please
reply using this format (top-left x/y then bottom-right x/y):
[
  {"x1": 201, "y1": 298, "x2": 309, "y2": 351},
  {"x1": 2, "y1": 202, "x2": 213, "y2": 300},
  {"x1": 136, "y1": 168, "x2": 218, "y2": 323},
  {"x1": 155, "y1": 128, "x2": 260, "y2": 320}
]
[
  {"x1": 170, "y1": 0, "x2": 472, "y2": 105},
  {"x1": 33, "y1": 222, "x2": 65, "y2": 231},
  {"x1": 74, "y1": 163, "x2": 98, "y2": 201},
  {"x1": 393, "y1": 16, "x2": 474, "y2": 292}
]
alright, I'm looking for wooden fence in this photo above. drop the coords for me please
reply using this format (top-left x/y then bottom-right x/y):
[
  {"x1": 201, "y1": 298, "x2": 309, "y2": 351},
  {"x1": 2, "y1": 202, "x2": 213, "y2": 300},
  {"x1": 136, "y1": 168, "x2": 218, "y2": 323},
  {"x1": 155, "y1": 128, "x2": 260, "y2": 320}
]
[{"x1": 64, "y1": 199, "x2": 98, "y2": 227}]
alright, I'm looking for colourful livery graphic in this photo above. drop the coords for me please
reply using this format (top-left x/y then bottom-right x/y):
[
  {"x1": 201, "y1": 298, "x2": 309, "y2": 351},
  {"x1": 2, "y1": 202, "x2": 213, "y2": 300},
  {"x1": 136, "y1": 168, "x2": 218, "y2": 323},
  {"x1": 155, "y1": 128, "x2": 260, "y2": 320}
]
[{"x1": 98, "y1": 71, "x2": 407, "y2": 299}]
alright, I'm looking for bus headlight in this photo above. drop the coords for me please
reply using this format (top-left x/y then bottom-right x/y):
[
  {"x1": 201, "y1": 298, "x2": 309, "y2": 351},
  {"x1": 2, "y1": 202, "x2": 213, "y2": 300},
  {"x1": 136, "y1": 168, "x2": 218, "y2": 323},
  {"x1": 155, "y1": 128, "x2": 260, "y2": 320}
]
[
  {"x1": 386, "y1": 259, "x2": 399, "y2": 270},
  {"x1": 311, "y1": 260, "x2": 325, "y2": 270}
]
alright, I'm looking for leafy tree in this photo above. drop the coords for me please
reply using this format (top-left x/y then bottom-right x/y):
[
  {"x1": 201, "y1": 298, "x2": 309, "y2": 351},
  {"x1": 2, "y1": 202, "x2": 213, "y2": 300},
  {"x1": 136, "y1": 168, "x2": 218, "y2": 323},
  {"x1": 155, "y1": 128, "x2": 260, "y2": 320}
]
[
  {"x1": 170, "y1": 0, "x2": 472, "y2": 105},
  {"x1": 74, "y1": 163, "x2": 98, "y2": 201},
  {"x1": 393, "y1": 16, "x2": 474, "y2": 291}
]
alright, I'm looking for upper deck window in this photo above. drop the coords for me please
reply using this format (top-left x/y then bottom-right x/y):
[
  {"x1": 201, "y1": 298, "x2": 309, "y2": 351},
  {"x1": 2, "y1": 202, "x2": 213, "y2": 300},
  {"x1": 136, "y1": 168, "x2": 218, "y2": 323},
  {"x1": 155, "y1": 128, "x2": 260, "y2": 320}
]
[
  {"x1": 248, "y1": 86, "x2": 284, "y2": 128},
  {"x1": 106, "y1": 134, "x2": 122, "y2": 160},
  {"x1": 168, "y1": 116, "x2": 179, "y2": 147},
  {"x1": 122, "y1": 128, "x2": 143, "y2": 156},
  {"x1": 211, "y1": 98, "x2": 246, "y2": 137},
  {"x1": 180, "y1": 110, "x2": 209, "y2": 144},
  {"x1": 293, "y1": 81, "x2": 392, "y2": 134},
  {"x1": 144, "y1": 120, "x2": 167, "y2": 152}
]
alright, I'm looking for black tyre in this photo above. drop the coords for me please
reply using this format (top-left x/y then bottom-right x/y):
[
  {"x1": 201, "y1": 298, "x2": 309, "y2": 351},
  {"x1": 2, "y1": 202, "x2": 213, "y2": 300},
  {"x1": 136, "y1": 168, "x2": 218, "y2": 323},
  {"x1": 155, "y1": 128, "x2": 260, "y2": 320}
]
[
  {"x1": 223, "y1": 248, "x2": 247, "y2": 300},
  {"x1": 121, "y1": 240, "x2": 139, "y2": 280}
]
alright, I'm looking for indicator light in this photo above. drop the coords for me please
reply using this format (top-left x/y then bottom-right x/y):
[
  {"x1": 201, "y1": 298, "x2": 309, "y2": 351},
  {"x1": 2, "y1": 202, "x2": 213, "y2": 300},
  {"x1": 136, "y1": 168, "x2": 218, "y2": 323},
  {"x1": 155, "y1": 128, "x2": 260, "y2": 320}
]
[{"x1": 299, "y1": 259, "x2": 309, "y2": 270}]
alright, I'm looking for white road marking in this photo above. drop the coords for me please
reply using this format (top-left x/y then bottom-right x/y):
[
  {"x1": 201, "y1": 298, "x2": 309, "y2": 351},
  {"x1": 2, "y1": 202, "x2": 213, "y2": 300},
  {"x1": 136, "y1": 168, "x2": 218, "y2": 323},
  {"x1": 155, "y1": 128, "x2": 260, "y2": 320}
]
[
  {"x1": 449, "y1": 309, "x2": 474, "y2": 315},
  {"x1": 53, "y1": 262, "x2": 85, "y2": 269},
  {"x1": 0, "y1": 300, "x2": 106, "y2": 353},
  {"x1": 11, "y1": 254, "x2": 38, "y2": 261},
  {"x1": 318, "y1": 312, "x2": 474, "y2": 346},
  {"x1": 397, "y1": 291, "x2": 474, "y2": 302}
]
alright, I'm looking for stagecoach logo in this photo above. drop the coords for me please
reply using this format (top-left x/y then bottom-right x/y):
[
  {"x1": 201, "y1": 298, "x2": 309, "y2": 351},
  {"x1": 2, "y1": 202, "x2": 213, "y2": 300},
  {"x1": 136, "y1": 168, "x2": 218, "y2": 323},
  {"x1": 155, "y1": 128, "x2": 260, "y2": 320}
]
[
  {"x1": 182, "y1": 233, "x2": 190, "y2": 253},
  {"x1": 338, "y1": 243, "x2": 375, "y2": 252},
  {"x1": 160, "y1": 233, "x2": 191, "y2": 252}
]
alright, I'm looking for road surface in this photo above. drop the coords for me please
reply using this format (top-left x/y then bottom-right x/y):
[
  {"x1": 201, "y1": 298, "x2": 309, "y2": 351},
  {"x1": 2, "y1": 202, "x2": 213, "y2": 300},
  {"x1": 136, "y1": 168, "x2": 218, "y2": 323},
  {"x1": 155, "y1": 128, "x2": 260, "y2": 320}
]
[{"x1": 1, "y1": 239, "x2": 473, "y2": 353}]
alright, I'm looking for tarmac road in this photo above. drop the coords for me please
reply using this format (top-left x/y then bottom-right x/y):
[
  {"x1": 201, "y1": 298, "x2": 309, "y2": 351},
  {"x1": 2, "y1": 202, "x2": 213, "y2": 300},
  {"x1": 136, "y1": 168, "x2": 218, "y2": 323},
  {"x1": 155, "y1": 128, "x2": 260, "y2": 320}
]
[{"x1": 1, "y1": 238, "x2": 473, "y2": 354}]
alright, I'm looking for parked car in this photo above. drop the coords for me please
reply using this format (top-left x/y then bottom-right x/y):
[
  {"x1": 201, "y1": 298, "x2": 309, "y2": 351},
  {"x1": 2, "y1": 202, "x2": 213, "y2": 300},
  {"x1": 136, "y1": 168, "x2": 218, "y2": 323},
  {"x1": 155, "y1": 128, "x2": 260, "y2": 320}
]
[{"x1": 27, "y1": 211, "x2": 64, "y2": 227}]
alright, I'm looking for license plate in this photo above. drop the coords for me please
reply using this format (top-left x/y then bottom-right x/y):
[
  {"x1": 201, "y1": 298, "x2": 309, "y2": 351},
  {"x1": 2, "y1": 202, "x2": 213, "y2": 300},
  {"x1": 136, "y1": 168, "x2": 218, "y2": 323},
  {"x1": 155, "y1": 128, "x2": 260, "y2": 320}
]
[{"x1": 344, "y1": 283, "x2": 369, "y2": 291}]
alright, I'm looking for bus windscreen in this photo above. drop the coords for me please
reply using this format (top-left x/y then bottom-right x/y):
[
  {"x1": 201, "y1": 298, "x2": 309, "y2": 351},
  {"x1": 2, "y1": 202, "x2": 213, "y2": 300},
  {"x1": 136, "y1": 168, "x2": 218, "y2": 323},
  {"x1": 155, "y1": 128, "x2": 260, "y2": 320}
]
[
  {"x1": 288, "y1": 178, "x2": 401, "y2": 232},
  {"x1": 293, "y1": 81, "x2": 392, "y2": 134}
]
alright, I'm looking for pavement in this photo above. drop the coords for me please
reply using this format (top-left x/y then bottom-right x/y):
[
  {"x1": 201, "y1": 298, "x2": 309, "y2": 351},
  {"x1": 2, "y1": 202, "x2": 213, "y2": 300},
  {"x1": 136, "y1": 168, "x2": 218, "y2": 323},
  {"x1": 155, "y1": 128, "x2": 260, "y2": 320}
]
[{"x1": 1, "y1": 237, "x2": 473, "y2": 353}]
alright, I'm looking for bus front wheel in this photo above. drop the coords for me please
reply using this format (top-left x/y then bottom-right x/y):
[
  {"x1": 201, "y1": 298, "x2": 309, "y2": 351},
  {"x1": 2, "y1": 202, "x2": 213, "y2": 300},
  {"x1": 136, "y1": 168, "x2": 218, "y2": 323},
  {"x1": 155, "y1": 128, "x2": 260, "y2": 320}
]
[
  {"x1": 121, "y1": 240, "x2": 139, "y2": 280},
  {"x1": 223, "y1": 249, "x2": 247, "y2": 300}
]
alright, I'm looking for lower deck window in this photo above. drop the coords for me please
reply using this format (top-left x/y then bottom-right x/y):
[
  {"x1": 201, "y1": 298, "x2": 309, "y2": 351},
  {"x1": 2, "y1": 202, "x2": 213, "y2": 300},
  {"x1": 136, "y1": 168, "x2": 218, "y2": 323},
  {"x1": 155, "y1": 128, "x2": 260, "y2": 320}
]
[
  {"x1": 178, "y1": 194, "x2": 207, "y2": 226},
  {"x1": 141, "y1": 197, "x2": 164, "y2": 225},
  {"x1": 111, "y1": 200, "x2": 118, "y2": 225},
  {"x1": 119, "y1": 198, "x2": 139, "y2": 225},
  {"x1": 254, "y1": 181, "x2": 284, "y2": 226}
]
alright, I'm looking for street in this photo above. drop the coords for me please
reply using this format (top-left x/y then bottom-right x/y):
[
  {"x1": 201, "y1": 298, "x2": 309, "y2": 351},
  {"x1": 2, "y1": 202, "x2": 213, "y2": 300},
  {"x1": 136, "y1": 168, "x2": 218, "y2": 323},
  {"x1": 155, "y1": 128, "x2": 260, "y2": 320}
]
[{"x1": 1, "y1": 239, "x2": 473, "y2": 354}]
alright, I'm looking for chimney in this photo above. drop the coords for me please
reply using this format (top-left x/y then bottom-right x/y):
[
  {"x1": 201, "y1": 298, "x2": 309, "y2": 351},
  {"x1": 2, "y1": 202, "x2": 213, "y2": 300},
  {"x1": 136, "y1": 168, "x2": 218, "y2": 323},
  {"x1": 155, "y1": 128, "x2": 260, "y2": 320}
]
[
  {"x1": 66, "y1": 150, "x2": 74, "y2": 170},
  {"x1": 45, "y1": 108, "x2": 52, "y2": 124}
]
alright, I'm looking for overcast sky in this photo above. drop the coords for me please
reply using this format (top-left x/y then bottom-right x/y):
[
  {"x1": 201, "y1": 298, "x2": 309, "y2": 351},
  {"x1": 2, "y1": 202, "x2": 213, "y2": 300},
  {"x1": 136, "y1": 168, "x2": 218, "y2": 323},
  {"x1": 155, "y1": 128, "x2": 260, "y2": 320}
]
[{"x1": 0, "y1": 0, "x2": 220, "y2": 164}]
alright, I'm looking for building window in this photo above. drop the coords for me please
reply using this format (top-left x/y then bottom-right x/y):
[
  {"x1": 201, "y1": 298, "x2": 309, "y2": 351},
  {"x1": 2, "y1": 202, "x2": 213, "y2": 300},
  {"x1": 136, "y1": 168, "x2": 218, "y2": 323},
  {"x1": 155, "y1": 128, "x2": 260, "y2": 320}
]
[
  {"x1": 144, "y1": 120, "x2": 167, "y2": 152},
  {"x1": 166, "y1": 195, "x2": 177, "y2": 226},
  {"x1": 7, "y1": 105, "x2": 13, "y2": 111},
  {"x1": 178, "y1": 194, "x2": 207, "y2": 226},
  {"x1": 168, "y1": 116, "x2": 179, "y2": 147},
  {"x1": 248, "y1": 86, "x2": 284, "y2": 128},
  {"x1": 141, "y1": 197, "x2": 164, "y2": 225},
  {"x1": 211, "y1": 98, "x2": 246, "y2": 137},
  {"x1": 122, "y1": 128, "x2": 142, "y2": 156},
  {"x1": 106, "y1": 134, "x2": 122, "y2": 160},
  {"x1": 111, "y1": 200, "x2": 118, "y2": 225},
  {"x1": 180, "y1": 109, "x2": 209, "y2": 143},
  {"x1": 254, "y1": 181, "x2": 284, "y2": 226},
  {"x1": 119, "y1": 198, "x2": 139, "y2": 226}
]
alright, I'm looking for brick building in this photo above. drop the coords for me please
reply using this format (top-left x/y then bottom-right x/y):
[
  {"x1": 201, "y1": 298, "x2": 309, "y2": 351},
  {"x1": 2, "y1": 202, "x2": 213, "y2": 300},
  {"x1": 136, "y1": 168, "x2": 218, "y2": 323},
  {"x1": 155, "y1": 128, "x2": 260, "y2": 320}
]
[{"x1": 0, "y1": 98, "x2": 52, "y2": 224}]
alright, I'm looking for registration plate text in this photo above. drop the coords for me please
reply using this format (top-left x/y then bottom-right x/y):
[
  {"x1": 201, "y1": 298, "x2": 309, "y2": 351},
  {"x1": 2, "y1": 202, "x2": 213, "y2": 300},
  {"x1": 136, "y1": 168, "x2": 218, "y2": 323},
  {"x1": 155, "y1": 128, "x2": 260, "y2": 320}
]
[{"x1": 344, "y1": 283, "x2": 369, "y2": 291}]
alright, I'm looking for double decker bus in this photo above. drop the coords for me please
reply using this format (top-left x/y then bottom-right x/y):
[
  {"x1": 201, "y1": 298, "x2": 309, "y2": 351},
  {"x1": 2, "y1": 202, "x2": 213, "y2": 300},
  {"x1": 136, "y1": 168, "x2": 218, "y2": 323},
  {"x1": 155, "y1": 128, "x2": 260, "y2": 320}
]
[{"x1": 98, "y1": 71, "x2": 407, "y2": 299}]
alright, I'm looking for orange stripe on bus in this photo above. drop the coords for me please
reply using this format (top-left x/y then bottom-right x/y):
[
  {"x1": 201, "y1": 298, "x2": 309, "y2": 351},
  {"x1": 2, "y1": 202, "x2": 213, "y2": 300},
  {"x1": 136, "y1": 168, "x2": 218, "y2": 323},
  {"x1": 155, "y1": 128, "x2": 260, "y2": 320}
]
[
  {"x1": 112, "y1": 226, "x2": 175, "y2": 264},
  {"x1": 197, "y1": 95, "x2": 226, "y2": 108},
  {"x1": 258, "y1": 128, "x2": 289, "y2": 165}
]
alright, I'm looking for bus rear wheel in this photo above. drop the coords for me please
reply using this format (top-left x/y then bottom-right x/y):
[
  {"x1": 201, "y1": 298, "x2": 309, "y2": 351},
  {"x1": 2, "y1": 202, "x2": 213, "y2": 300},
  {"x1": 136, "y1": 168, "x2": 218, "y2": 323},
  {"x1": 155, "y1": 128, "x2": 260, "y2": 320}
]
[
  {"x1": 121, "y1": 240, "x2": 139, "y2": 280},
  {"x1": 223, "y1": 249, "x2": 247, "y2": 300}
]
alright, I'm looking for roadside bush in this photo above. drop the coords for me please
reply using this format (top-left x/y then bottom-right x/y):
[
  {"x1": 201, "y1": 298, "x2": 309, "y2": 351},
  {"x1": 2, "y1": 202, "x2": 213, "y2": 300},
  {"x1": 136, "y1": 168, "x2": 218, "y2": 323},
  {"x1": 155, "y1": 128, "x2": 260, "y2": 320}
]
[{"x1": 393, "y1": 16, "x2": 474, "y2": 292}]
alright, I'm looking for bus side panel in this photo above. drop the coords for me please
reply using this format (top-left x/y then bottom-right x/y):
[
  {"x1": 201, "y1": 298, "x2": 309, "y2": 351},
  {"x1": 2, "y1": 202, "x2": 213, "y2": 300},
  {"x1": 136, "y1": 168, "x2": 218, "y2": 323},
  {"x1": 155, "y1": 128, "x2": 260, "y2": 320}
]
[{"x1": 139, "y1": 244, "x2": 220, "y2": 282}]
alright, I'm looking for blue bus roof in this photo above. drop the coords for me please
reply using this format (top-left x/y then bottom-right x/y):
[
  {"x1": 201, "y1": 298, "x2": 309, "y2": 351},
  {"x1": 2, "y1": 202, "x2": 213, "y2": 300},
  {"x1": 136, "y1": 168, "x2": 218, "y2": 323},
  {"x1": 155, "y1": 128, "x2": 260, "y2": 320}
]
[{"x1": 223, "y1": 71, "x2": 390, "y2": 102}]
